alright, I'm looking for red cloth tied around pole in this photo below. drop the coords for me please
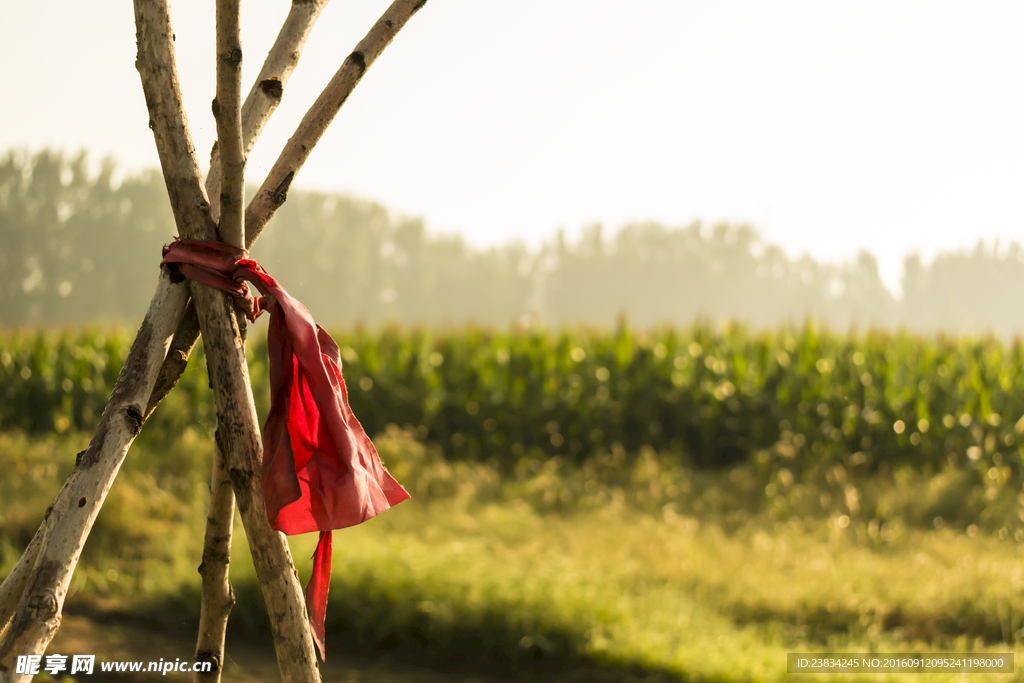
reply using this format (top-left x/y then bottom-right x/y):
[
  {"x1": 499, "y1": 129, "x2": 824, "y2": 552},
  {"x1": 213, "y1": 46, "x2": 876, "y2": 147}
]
[{"x1": 161, "y1": 237, "x2": 409, "y2": 660}]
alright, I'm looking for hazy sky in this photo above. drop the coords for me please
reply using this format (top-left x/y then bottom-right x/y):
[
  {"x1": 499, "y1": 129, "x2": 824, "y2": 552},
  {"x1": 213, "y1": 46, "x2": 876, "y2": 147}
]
[{"x1": 3, "y1": 1, "x2": 1023, "y2": 293}]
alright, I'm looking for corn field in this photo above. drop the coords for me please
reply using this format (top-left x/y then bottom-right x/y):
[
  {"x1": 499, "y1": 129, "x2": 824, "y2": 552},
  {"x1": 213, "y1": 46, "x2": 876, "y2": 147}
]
[{"x1": 2, "y1": 323, "x2": 1023, "y2": 480}]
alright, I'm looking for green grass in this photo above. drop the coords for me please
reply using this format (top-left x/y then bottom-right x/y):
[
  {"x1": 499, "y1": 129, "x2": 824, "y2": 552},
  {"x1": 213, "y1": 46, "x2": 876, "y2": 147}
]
[{"x1": 3, "y1": 428, "x2": 1024, "y2": 682}]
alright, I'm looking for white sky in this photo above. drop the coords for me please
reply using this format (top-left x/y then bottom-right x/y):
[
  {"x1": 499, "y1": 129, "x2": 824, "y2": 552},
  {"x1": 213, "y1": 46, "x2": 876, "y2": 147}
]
[{"x1": 3, "y1": 1, "x2": 1023, "y2": 294}]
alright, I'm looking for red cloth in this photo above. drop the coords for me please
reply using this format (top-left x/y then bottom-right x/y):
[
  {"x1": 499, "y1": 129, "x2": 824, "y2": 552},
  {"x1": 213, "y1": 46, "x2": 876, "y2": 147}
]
[{"x1": 161, "y1": 238, "x2": 409, "y2": 659}]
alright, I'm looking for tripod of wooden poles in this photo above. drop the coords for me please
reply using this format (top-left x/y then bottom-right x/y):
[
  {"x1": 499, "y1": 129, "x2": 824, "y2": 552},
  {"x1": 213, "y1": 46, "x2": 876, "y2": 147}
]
[{"x1": 0, "y1": 2, "x2": 426, "y2": 681}]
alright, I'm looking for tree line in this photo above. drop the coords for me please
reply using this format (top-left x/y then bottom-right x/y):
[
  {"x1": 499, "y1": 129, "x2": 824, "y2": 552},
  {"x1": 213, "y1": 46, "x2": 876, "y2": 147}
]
[{"x1": 2, "y1": 148, "x2": 1021, "y2": 334}]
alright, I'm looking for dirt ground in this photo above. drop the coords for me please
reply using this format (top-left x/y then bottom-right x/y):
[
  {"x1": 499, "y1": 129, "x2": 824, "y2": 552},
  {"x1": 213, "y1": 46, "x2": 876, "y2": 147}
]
[{"x1": 46, "y1": 602, "x2": 496, "y2": 683}]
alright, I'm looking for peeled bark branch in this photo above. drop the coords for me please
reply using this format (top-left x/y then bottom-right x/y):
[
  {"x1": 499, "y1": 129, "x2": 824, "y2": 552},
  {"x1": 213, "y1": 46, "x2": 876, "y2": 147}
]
[
  {"x1": 206, "y1": 0, "x2": 329, "y2": 221},
  {"x1": 0, "y1": 274, "x2": 189, "y2": 680},
  {"x1": 193, "y1": 440, "x2": 236, "y2": 683},
  {"x1": 145, "y1": 301, "x2": 202, "y2": 419},
  {"x1": 246, "y1": 0, "x2": 428, "y2": 244},
  {"x1": 193, "y1": 1, "x2": 245, "y2": 680},
  {"x1": 214, "y1": 0, "x2": 245, "y2": 247},
  {"x1": 0, "y1": 481, "x2": 65, "y2": 640}
]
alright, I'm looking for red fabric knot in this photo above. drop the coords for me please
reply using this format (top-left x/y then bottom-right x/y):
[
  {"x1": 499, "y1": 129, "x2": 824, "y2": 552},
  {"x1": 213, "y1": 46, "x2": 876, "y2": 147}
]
[{"x1": 161, "y1": 237, "x2": 410, "y2": 660}]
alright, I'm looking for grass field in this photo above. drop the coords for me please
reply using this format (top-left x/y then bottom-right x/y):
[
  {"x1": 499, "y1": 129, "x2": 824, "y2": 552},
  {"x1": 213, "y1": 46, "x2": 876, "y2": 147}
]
[{"x1": 2, "y1": 427, "x2": 1023, "y2": 682}]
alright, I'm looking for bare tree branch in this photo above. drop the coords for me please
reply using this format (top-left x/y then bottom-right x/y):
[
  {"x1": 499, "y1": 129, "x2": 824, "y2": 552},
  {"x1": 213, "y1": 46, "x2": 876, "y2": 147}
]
[
  {"x1": 206, "y1": 0, "x2": 329, "y2": 221},
  {"x1": 193, "y1": 1, "x2": 245, "y2": 679},
  {"x1": 0, "y1": 480, "x2": 64, "y2": 639},
  {"x1": 145, "y1": 301, "x2": 202, "y2": 418},
  {"x1": 214, "y1": 0, "x2": 245, "y2": 247},
  {"x1": 0, "y1": 535, "x2": 36, "y2": 640},
  {"x1": 192, "y1": 439, "x2": 236, "y2": 683},
  {"x1": 246, "y1": 0, "x2": 428, "y2": 245},
  {"x1": 0, "y1": 274, "x2": 189, "y2": 680}
]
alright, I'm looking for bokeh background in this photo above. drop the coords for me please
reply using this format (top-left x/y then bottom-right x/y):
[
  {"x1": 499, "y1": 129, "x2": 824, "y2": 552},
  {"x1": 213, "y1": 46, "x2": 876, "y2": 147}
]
[{"x1": 3, "y1": 2, "x2": 1024, "y2": 681}]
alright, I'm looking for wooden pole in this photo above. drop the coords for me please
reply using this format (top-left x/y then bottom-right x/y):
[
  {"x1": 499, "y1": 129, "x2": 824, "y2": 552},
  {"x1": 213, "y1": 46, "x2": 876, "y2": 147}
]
[
  {"x1": 0, "y1": 274, "x2": 189, "y2": 680},
  {"x1": 192, "y1": 0, "x2": 245, "y2": 679},
  {"x1": 214, "y1": 0, "x2": 245, "y2": 250},
  {"x1": 246, "y1": 0, "x2": 429, "y2": 245}
]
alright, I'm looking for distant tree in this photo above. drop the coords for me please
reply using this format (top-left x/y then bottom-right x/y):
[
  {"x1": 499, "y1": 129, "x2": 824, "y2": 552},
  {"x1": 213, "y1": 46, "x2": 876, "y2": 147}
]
[
  {"x1": 901, "y1": 241, "x2": 1024, "y2": 336},
  {"x1": 5, "y1": 148, "x2": 1024, "y2": 335},
  {"x1": 0, "y1": 150, "x2": 175, "y2": 326}
]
